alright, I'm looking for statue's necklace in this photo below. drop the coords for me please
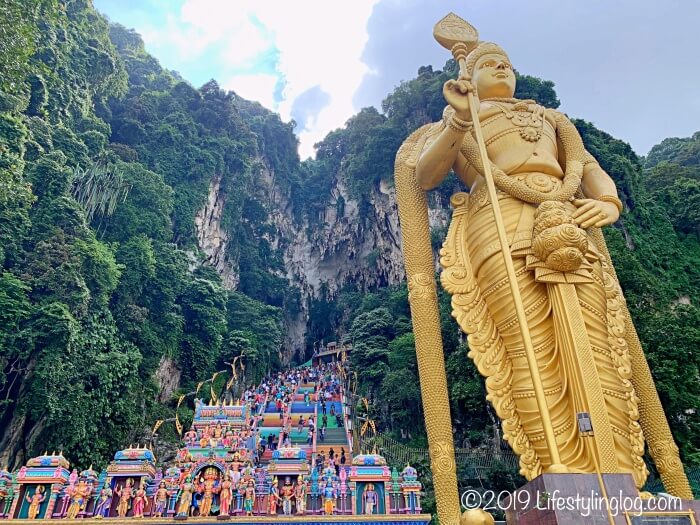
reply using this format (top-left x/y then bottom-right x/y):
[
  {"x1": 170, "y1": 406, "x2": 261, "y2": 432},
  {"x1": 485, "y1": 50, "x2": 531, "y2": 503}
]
[
  {"x1": 485, "y1": 99, "x2": 544, "y2": 143},
  {"x1": 457, "y1": 99, "x2": 586, "y2": 204}
]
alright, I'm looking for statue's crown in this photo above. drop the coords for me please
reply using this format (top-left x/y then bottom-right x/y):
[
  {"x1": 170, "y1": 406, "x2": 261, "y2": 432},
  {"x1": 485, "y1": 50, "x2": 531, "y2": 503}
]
[{"x1": 465, "y1": 42, "x2": 510, "y2": 75}]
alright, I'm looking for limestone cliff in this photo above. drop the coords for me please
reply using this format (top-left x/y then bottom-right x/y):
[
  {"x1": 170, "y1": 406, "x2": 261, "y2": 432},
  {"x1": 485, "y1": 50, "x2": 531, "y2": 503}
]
[
  {"x1": 194, "y1": 152, "x2": 451, "y2": 362},
  {"x1": 194, "y1": 174, "x2": 239, "y2": 290}
]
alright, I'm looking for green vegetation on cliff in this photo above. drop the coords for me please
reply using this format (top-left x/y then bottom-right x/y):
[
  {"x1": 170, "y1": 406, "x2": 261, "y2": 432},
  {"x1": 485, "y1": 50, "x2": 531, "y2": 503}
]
[{"x1": 0, "y1": 1, "x2": 287, "y2": 468}]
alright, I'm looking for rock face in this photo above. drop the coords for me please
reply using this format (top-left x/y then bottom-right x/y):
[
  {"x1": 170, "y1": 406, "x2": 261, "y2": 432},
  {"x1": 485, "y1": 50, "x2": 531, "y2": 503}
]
[
  {"x1": 194, "y1": 174, "x2": 238, "y2": 290},
  {"x1": 194, "y1": 156, "x2": 450, "y2": 362},
  {"x1": 154, "y1": 356, "x2": 181, "y2": 403}
]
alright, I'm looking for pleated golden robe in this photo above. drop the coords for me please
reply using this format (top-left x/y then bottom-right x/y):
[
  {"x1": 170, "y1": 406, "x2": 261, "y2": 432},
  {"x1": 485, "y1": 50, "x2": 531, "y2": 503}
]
[{"x1": 436, "y1": 102, "x2": 648, "y2": 486}]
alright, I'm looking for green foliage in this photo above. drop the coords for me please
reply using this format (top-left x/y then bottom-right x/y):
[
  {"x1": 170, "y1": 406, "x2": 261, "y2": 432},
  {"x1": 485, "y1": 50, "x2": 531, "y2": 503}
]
[
  {"x1": 643, "y1": 133, "x2": 700, "y2": 237},
  {"x1": 0, "y1": 0, "x2": 58, "y2": 95},
  {"x1": 513, "y1": 71, "x2": 560, "y2": 108},
  {"x1": 225, "y1": 292, "x2": 284, "y2": 383},
  {"x1": 0, "y1": 112, "x2": 33, "y2": 266},
  {"x1": 70, "y1": 161, "x2": 130, "y2": 224},
  {"x1": 349, "y1": 307, "x2": 393, "y2": 392},
  {"x1": 180, "y1": 277, "x2": 227, "y2": 381},
  {"x1": 0, "y1": 0, "x2": 291, "y2": 471},
  {"x1": 100, "y1": 162, "x2": 172, "y2": 241},
  {"x1": 645, "y1": 131, "x2": 700, "y2": 169}
]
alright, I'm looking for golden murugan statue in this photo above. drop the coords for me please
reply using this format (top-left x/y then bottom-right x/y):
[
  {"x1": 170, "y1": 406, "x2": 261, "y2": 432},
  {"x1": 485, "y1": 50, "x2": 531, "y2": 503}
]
[{"x1": 394, "y1": 13, "x2": 692, "y2": 525}]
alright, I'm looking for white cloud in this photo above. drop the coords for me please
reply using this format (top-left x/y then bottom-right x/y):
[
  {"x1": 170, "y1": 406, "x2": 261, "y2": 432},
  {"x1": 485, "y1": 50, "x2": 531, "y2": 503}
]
[
  {"x1": 222, "y1": 73, "x2": 279, "y2": 110},
  {"x1": 246, "y1": 1, "x2": 379, "y2": 158},
  {"x1": 138, "y1": 0, "x2": 380, "y2": 159}
]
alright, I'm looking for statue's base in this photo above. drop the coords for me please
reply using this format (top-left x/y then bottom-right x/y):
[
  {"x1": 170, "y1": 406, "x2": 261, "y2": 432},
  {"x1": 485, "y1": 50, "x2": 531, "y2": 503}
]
[
  {"x1": 504, "y1": 473, "x2": 699, "y2": 524},
  {"x1": 216, "y1": 515, "x2": 231, "y2": 520}
]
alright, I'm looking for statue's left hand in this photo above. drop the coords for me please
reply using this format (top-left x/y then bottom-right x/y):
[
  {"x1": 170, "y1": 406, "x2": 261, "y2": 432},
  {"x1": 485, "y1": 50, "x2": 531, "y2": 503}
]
[{"x1": 572, "y1": 198, "x2": 619, "y2": 228}]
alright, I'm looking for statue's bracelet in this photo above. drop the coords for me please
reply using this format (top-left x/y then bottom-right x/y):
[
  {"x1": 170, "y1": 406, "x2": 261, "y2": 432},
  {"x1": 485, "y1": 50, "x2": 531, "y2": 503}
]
[
  {"x1": 597, "y1": 194, "x2": 623, "y2": 213},
  {"x1": 446, "y1": 113, "x2": 473, "y2": 134}
]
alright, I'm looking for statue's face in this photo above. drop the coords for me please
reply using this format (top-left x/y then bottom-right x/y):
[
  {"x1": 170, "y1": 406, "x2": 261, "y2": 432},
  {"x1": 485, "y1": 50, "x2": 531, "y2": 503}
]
[{"x1": 472, "y1": 53, "x2": 516, "y2": 99}]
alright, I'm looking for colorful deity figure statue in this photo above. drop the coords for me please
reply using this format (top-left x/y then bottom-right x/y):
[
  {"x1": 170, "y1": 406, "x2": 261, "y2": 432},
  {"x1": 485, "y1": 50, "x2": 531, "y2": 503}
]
[
  {"x1": 236, "y1": 478, "x2": 246, "y2": 511},
  {"x1": 196, "y1": 468, "x2": 219, "y2": 517},
  {"x1": 3, "y1": 480, "x2": 15, "y2": 518},
  {"x1": 25, "y1": 485, "x2": 46, "y2": 520},
  {"x1": 242, "y1": 461, "x2": 254, "y2": 480},
  {"x1": 363, "y1": 483, "x2": 379, "y2": 515},
  {"x1": 222, "y1": 428, "x2": 233, "y2": 449},
  {"x1": 132, "y1": 479, "x2": 148, "y2": 518},
  {"x1": 243, "y1": 480, "x2": 255, "y2": 517},
  {"x1": 114, "y1": 478, "x2": 134, "y2": 518},
  {"x1": 152, "y1": 481, "x2": 168, "y2": 518},
  {"x1": 184, "y1": 427, "x2": 197, "y2": 447},
  {"x1": 219, "y1": 473, "x2": 233, "y2": 517},
  {"x1": 322, "y1": 462, "x2": 336, "y2": 484},
  {"x1": 229, "y1": 465, "x2": 241, "y2": 488},
  {"x1": 294, "y1": 476, "x2": 306, "y2": 515},
  {"x1": 65, "y1": 479, "x2": 92, "y2": 519},
  {"x1": 322, "y1": 480, "x2": 336, "y2": 516},
  {"x1": 175, "y1": 476, "x2": 194, "y2": 518},
  {"x1": 401, "y1": 463, "x2": 417, "y2": 481},
  {"x1": 230, "y1": 452, "x2": 241, "y2": 474},
  {"x1": 212, "y1": 424, "x2": 224, "y2": 446},
  {"x1": 268, "y1": 477, "x2": 279, "y2": 515},
  {"x1": 59, "y1": 470, "x2": 78, "y2": 516},
  {"x1": 93, "y1": 479, "x2": 113, "y2": 519},
  {"x1": 280, "y1": 478, "x2": 293, "y2": 516}
]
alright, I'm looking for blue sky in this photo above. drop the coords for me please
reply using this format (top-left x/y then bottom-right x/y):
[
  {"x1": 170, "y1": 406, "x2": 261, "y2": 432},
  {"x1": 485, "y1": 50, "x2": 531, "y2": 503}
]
[{"x1": 94, "y1": 0, "x2": 700, "y2": 159}]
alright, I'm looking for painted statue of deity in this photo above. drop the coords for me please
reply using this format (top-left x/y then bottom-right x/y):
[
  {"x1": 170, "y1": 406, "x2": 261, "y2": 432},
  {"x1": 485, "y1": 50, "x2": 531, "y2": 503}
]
[
  {"x1": 131, "y1": 480, "x2": 147, "y2": 518},
  {"x1": 65, "y1": 479, "x2": 91, "y2": 519},
  {"x1": 184, "y1": 427, "x2": 197, "y2": 447},
  {"x1": 268, "y1": 477, "x2": 279, "y2": 515},
  {"x1": 321, "y1": 462, "x2": 336, "y2": 485},
  {"x1": 401, "y1": 463, "x2": 417, "y2": 481},
  {"x1": 152, "y1": 481, "x2": 168, "y2": 518},
  {"x1": 25, "y1": 486, "x2": 46, "y2": 520},
  {"x1": 175, "y1": 477, "x2": 194, "y2": 518},
  {"x1": 363, "y1": 483, "x2": 378, "y2": 515},
  {"x1": 242, "y1": 462, "x2": 254, "y2": 480},
  {"x1": 280, "y1": 478, "x2": 293, "y2": 516},
  {"x1": 230, "y1": 453, "x2": 241, "y2": 474},
  {"x1": 322, "y1": 481, "x2": 336, "y2": 516},
  {"x1": 294, "y1": 476, "x2": 306, "y2": 515},
  {"x1": 213, "y1": 424, "x2": 223, "y2": 445},
  {"x1": 243, "y1": 480, "x2": 255, "y2": 516},
  {"x1": 394, "y1": 14, "x2": 693, "y2": 501},
  {"x1": 93, "y1": 480, "x2": 113, "y2": 519},
  {"x1": 114, "y1": 479, "x2": 134, "y2": 518},
  {"x1": 219, "y1": 473, "x2": 233, "y2": 517},
  {"x1": 3, "y1": 482, "x2": 15, "y2": 517},
  {"x1": 229, "y1": 466, "x2": 241, "y2": 488},
  {"x1": 197, "y1": 468, "x2": 219, "y2": 517},
  {"x1": 222, "y1": 428, "x2": 233, "y2": 449}
]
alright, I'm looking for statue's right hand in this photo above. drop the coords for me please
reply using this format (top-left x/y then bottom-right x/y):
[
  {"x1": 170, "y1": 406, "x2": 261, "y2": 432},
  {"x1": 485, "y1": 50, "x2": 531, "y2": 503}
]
[{"x1": 443, "y1": 77, "x2": 474, "y2": 120}]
